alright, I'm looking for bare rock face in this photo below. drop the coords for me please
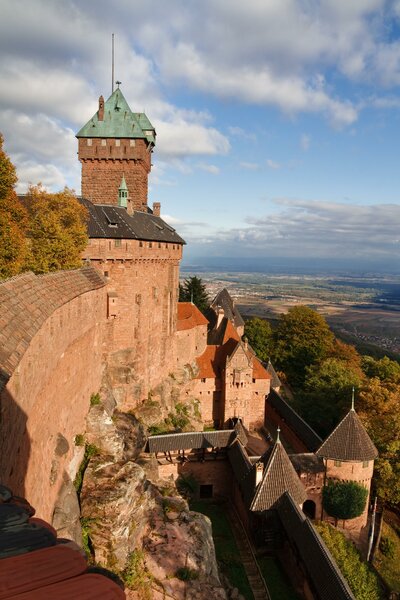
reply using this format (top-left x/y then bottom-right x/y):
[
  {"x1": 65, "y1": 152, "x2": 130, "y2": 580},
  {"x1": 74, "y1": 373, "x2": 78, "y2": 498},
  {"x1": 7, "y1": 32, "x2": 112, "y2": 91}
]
[
  {"x1": 80, "y1": 458, "x2": 156, "y2": 567},
  {"x1": 52, "y1": 475, "x2": 82, "y2": 544}
]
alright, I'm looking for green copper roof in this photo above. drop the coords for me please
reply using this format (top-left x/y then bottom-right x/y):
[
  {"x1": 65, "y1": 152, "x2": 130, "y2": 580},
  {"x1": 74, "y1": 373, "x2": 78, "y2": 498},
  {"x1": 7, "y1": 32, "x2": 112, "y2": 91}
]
[{"x1": 76, "y1": 88, "x2": 155, "y2": 144}]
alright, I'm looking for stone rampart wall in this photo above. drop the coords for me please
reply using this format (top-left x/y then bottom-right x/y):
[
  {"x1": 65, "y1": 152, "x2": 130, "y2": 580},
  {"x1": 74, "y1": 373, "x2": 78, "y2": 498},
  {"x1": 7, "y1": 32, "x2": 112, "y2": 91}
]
[{"x1": 0, "y1": 268, "x2": 106, "y2": 521}]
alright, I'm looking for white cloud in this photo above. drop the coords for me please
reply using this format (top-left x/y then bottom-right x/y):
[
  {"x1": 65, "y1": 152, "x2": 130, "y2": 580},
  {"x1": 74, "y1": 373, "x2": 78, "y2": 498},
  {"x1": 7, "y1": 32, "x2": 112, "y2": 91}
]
[
  {"x1": 197, "y1": 163, "x2": 220, "y2": 175},
  {"x1": 300, "y1": 134, "x2": 311, "y2": 151},
  {"x1": 240, "y1": 162, "x2": 260, "y2": 170},
  {"x1": 266, "y1": 159, "x2": 281, "y2": 170}
]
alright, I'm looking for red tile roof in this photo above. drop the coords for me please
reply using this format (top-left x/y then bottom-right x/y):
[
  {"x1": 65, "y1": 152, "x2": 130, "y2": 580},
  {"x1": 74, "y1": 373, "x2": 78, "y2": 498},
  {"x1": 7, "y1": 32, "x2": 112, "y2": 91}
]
[
  {"x1": 195, "y1": 322, "x2": 270, "y2": 381},
  {"x1": 177, "y1": 302, "x2": 209, "y2": 331}
]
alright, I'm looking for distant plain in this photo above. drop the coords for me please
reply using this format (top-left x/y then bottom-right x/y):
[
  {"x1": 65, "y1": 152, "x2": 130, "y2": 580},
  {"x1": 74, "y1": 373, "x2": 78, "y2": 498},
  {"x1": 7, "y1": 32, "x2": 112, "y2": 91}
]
[{"x1": 182, "y1": 267, "x2": 400, "y2": 358}]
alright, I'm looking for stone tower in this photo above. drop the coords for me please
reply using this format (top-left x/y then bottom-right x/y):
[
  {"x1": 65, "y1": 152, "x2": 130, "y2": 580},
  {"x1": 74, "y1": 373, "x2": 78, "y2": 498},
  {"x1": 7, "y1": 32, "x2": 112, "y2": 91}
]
[
  {"x1": 316, "y1": 404, "x2": 378, "y2": 531},
  {"x1": 76, "y1": 86, "x2": 156, "y2": 211}
]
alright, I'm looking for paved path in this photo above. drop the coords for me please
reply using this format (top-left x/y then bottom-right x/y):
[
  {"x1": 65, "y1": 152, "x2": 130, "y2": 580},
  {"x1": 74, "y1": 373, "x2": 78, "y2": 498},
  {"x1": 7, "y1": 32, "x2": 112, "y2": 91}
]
[{"x1": 226, "y1": 505, "x2": 271, "y2": 600}]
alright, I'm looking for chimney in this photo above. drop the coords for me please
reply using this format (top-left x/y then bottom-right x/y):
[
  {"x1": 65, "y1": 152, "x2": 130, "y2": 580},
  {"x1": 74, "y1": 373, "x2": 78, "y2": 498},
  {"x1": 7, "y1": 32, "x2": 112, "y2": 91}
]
[
  {"x1": 98, "y1": 95, "x2": 104, "y2": 121},
  {"x1": 152, "y1": 202, "x2": 161, "y2": 217},
  {"x1": 255, "y1": 461, "x2": 263, "y2": 486},
  {"x1": 243, "y1": 336, "x2": 248, "y2": 352},
  {"x1": 127, "y1": 197, "x2": 134, "y2": 216}
]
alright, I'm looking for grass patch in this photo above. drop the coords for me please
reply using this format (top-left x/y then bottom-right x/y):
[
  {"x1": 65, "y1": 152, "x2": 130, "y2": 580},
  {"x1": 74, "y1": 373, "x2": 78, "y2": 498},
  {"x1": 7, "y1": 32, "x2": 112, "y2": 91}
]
[
  {"x1": 257, "y1": 556, "x2": 300, "y2": 600},
  {"x1": 73, "y1": 443, "x2": 100, "y2": 496},
  {"x1": 315, "y1": 522, "x2": 382, "y2": 600},
  {"x1": 374, "y1": 521, "x2": 400, "y2": 593},
  {"x1": 90, "y1": 392, "x2": 101, "y2": 406},
  {"x1": 190, "y1": 501, "x2": 254, "y2": 600},
  {"x1": 121, "y1": 549, "x2": 153, "y2": 598}
]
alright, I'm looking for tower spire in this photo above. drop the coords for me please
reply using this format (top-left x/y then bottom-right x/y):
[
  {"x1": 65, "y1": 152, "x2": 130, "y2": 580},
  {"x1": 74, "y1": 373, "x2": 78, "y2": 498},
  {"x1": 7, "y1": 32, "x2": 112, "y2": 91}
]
[
  {"x1": 351, "y1": 387, "x2": 355, "y2": 411},
  {"x1": 276, "y1": 426, "x2": 281, "y2": 443}
]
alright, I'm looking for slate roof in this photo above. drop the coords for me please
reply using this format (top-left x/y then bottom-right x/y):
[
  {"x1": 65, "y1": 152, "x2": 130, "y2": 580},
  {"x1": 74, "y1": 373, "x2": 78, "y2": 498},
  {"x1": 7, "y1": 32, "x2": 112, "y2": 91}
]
[
  {"x1": 289, "y1": 453, "x2": 325, "y2": 474},
  {"x1": 250, "y1": 440, "x2": 307, "y2": 512},
  {"x1": 267, "y1": 389, "x2": 322, "y2": 452},
  {"x1": 177, "y1": 303, "x2": 209, "y2": 331},
  {"x1": 316, "y1": 409, "x2": 378, "y2": 462},
  {"x1": 79, "y1": 198, "x2": 185, "y2": 244},
  {"x1": 207, "y1": 288, "x2": 245, "y2": 335},
  {"x1": 266, "y1": 360, "x2": 281, "y2": 389},
  {"x1": 277, "y1": 493, "x2": 355, "y2": 600},
  {"x1": 145, "y1": 430, "x2": 236, "y2": 453},
  {"x1": 0, "y1": 267, "x2": 105, "y2": 392},
  {"x1": 76, "y1": 87, "x2": 155, "y2": 145}
]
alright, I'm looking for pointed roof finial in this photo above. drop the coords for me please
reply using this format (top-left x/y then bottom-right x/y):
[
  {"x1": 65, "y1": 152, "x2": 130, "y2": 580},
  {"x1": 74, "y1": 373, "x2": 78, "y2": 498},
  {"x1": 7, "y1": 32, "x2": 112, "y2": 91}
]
[
  {"x1": 116, "y1": 80, "x2": 121, "y2": 89},
  {"x1": 276, "y1": 426, "x2": 281, "y2": 443},
  {"x1": 351, "y1": 387, "x2": 355, "y2": 411}
]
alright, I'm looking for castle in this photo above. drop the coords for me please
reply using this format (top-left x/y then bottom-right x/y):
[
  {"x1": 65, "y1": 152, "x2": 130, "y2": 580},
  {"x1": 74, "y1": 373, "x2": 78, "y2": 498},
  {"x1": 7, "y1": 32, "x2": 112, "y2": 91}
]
[{"x1": 0, "y1": 87, "x2": 378, "y2": 599}]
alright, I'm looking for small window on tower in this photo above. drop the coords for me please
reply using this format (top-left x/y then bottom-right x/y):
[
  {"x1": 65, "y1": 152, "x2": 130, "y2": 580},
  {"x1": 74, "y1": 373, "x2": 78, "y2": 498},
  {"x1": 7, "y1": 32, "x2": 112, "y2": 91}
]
[
  {"x1": 87, "y1": 139, "x2": 92, "y2": 146},
  {"x1": 130, "y1": 140, "x2": 136, "y2": 147},
  {"x1": 115, "y1": 139, "x2": 120, "y2": 147},
  {"x1": 114, "y1": 239, "x2": 122, "y2": 248}
]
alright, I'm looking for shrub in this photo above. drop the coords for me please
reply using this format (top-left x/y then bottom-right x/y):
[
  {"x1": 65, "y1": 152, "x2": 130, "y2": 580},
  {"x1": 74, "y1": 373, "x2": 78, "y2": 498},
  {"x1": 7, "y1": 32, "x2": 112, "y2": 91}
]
[
  {"x1": 90, "y1": 393, "x2": 101, "y2": 406},
  {"x1": 323, "y1": 480, "x2": 368, "y2": 520},
  {"x1": 74, "y1": 433, "x2": 85, "y2": 446}
]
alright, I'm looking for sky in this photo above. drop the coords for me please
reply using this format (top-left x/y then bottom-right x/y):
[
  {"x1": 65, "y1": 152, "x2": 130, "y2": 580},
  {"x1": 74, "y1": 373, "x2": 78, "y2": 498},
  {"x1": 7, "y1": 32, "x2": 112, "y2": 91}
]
[{"x1": 1, "y1": 0, "x2": 400, "y2": 270}]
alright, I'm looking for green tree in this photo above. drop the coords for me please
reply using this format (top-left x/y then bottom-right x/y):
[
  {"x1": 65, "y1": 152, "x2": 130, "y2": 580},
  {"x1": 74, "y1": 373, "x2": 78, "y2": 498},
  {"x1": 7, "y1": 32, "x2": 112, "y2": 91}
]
[
  {"x1": 272, "y1": 306, "x2": 334, "y2": 386},
  {"x1": 25, "y1": 185, "x2": 88, "y2": 274},
  {"x1": 315, "y1": 522, "x2": 381, "y2": 600},
  {"x1": 323, "y1": 480, "x2": 368, "y2": 521},
  {"x1": 0, "y1": 134, "x2": 30, "y2": 279},
  {"x1": 358, "y1": 377, "x2": 400, "y2": 505},
  {"x1": 298, "y1": 357, "x2": 363, "y2": 437},
  {"x1": 244, "y1": 317, "x2": 273, "y2": 363},
  {"x1": 361, "y1": 355, "x2": 400, "y2": 384},
  {"x1": 179, "y1": 276, "x2": 209, "y2": 314}
]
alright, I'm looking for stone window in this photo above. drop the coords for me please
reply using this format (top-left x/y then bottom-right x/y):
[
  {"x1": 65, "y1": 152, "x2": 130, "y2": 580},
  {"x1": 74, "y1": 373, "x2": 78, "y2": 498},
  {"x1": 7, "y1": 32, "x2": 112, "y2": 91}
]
[
  {"x1": 101, "y1": 139, "x2": 107, "y2": 146},
  {"x1": 87, "y1": 139, "x2": 92, "y2": 146},
  {"x1": 130, "y1": 140, "x2": 136, "y2": 147},
  {"x1": 115, "y1": 139, "x2": 120, "y2": 147},
  {"x1": 334, "y1": 460, "x2": 342, "y2": 467},
  {"x1": 201, "y1": 378, "x2": 206, "y2": 383},
  {"x1": 139, "y1": 241, "x2": 143, "y2": 247},
  {"x1": 114, "y1": 239, "x2": 122, "y2": 247},
  {"x1": 149, "y1": 242, "x2": 153, "y2": 248},
  {"x1": 362, "y1": 461, "x2": 369, "y2": 468},
  {"x1": 158, "y1": 242, "x2": 161, "y2": 248}
]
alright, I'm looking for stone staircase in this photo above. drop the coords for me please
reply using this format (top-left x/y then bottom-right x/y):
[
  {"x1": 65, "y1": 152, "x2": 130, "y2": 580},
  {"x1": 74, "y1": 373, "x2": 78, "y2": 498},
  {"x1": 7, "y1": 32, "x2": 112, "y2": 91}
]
[{"x1": 226, "y1": 505, "x2": 271, "y2": 600}]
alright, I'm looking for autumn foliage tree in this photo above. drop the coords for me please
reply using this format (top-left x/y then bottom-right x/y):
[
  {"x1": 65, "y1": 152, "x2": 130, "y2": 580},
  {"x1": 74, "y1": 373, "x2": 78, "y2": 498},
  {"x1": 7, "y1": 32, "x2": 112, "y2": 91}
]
[
  {"x1": 24, "y1": 185, "x2": 88, "y2": 274},
  {"x1": 272, "y1": 305, "x2": 335, "y2": 386},
  {"x1": 0, "y1": 134, "x2": 29, "y2": 278}
]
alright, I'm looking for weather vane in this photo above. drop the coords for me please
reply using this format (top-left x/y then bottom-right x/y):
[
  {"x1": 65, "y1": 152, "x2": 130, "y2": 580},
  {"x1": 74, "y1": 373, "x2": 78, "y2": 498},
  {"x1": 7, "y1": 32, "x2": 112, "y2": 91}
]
[{"x1": 116, "y1": 81, "x2": 122, "y2": 89}]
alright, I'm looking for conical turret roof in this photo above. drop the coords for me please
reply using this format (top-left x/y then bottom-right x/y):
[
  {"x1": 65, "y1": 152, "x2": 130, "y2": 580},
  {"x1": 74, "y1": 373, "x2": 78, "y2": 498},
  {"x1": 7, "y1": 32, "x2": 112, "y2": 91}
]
[
  {"x1": 250, "y1": 439, "x2": 306, "y2": 511},
  {"x1": 316, "y1": 409, "x2": 378, "y2": 462},
  {"x1": 76, "y1": 88, "x2": 155, "y2": 143}
]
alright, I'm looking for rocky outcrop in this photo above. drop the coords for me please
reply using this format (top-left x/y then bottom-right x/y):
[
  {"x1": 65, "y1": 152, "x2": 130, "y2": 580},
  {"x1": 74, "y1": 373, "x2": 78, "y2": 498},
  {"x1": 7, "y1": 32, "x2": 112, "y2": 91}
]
[{"x1": 80, "y1": 394, "x2": 226, "y2": 599}]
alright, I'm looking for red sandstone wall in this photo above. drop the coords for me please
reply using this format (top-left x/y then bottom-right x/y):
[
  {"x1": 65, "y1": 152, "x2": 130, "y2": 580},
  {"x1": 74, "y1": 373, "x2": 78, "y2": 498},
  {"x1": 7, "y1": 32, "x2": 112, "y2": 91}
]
[
  {"x1": 157, "y1": 459, "x2": 233, "y2": 499},
  {"x1": 323, "y1": 458, "x2": 374, "y2": 531},
  {"x1": 224, "y1": 348, "x2": 270, "y2": 429},
  {"x1": 83, "y1": 239, "x2": 182, "y2": 406},
  {"x1": 0, "y1": 286, "x2": 105, "y2": 522},
  {"x1": 78, "y1": 138, "x2": 151, "y2": 209},
  {"x1": 176, "y1": 325, "x2": 207, "y2": 371}
]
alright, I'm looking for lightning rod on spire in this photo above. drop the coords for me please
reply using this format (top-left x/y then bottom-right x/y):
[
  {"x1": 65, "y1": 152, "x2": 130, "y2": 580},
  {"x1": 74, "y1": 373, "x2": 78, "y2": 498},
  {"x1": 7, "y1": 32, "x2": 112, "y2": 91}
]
[{"x1": 112, "y1": 33, "x2": 115, "y2": 94}]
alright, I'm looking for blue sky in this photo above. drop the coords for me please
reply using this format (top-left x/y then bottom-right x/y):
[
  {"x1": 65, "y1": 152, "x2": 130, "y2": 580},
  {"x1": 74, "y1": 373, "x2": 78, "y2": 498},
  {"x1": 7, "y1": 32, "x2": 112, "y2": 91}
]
[{"x1": 1, "y1": 0, "x2": 400, "y2": 268}]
